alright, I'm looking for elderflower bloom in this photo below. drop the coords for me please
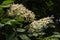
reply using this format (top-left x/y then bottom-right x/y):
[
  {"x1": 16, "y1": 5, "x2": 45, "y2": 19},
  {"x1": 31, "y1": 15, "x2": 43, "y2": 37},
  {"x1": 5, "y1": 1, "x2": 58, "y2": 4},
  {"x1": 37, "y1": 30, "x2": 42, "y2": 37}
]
[
  {"x1": 28, "y1": 17, "x2": 54, "y2": 33},
  {"x1": 8, "y1": 4, "x2": 35, "y2": 22}
]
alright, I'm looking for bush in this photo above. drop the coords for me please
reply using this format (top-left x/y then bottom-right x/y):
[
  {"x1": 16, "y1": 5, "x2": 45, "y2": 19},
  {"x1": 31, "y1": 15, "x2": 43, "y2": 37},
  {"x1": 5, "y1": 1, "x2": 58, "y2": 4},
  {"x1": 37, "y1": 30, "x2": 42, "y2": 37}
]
[{"x1": 0, "y1": 0, "x2": 60, "y2": 40}]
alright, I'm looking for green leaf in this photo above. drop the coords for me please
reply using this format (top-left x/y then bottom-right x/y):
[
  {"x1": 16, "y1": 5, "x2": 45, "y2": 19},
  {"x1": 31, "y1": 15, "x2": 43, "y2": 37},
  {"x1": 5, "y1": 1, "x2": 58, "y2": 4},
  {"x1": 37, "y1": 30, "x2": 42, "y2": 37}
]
[
  {"x1": 10, "y1": 19, "x2": 20, "y2": 25},
  {"x1": 51, "y1": 35, "x2": 60, "y2": 38},
  {"x1": 5, "y1": 21, "x2": 12, "y2": 25},
  {"x1": 1, "y1": 18, "x2": 11, "y2": 23},
  {"x1": 37, "y1": 37, "x2": 59, "y2": 40},
  {"x1": 2, "y1": 0, "x2": 14, "y2": 5},
  {"x1": 19, "y1": 35, "x2": 31, "y2": 40},
  {"x1": 45, "y1": 1, "x2": 54, "y2": 7},
  {"x1": 17, "y1": 28, "x2": 25, "y2": 32},
  {"x1": 15, "y1": 18, "x2": 25, "y2": 23},
  {"x1": 0, "y1": 23, "x2": 4, "y2": 27},
  {"x1": 31, "y1": 33, "x2": 38, "y2": 37},
  {"x1": 53, "y1": 32, "x2": 60, "y2": 35},
  {"x1": 0, "y1": 4, "x2": 10, "y2": 8},
  {"x1": 6, "y1": 32, "x2": 18, "y2": 40},
  {"x1": 44, "y1": 37, "x2": 58, "y2": 40}
]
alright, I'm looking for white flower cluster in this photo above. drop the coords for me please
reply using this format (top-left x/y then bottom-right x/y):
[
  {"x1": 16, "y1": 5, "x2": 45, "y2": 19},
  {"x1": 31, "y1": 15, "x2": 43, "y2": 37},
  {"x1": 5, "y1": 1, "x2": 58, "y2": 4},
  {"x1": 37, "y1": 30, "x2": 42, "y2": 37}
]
[
  {"x1": 7, "y1": 4, "x2": 54, "y2": 33},
  {"x1": 8, "y1": 4, "x2": 35, "y2": 22},
  {"x1": 28, "y1": 17, "x2": 54, "y2": 32}
]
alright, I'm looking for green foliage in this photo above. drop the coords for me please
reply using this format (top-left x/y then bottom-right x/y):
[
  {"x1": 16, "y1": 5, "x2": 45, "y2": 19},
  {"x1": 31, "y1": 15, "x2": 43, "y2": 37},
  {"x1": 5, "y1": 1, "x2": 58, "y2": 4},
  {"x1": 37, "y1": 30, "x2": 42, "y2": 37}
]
[
  {"x1": 37, "y1": 34, "x2": 60, "y2": 40},
  {"x1": 0, "y1": 0, "x2": 14, "y2": 18},
  {"x1": 0, "y1": 0, "x2": 60, "y2": 40},
  {"x1": 0, "y1": 18, "x2": 26, "y2": 40},
  {"x1": 2, "y1": 0, "x2": 14, "y2": 5},
  {"x1": 19, "y1": 35, "x2": 31, "y2": 40},
  {"x1": 0, "y1": 17, "x2": 59, "y2": 40}
]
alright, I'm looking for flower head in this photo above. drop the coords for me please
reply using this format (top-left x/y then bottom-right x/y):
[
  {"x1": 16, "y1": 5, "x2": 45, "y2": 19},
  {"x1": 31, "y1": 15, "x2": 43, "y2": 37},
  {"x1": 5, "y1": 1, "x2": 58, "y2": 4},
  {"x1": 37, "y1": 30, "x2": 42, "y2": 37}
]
[
  {"x1": 8, "y1": 4, "x2": 35, "y2": 22},
  {"x1": 28, "y1": 17, "x2": 54, "y2": 33}
]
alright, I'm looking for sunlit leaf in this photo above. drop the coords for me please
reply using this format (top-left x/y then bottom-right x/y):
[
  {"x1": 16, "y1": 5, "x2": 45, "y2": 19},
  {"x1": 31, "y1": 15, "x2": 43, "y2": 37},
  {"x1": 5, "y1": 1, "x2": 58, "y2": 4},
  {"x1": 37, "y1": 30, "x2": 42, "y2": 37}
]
[
  {"x1": 2, "y1": 0, "x2": 14, "y2": 5},
  {"x1": 0, "y1": 4, "x2": 10, "y2": 8}
]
